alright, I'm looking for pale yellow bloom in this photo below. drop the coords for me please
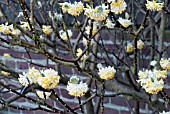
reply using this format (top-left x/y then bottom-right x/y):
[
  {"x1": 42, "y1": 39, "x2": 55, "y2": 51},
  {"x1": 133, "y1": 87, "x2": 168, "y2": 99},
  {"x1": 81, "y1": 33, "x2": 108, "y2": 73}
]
[
  {"x1": 1, "y1": 71, "x2": 10, "y2": 76},
  {"x1": 110, "y1": 0, "x2": 127, "y2": 14},
  {"x1": 59, "y1": 30, "x2": 72, "y2": 40},
  {"x1": 126, "y1": 44, "x2": 134, "y2": 53},
  {"x1": 105, "y1": 19, "x2": 115, "y2": 29},
  {"x1": 67, "y1": 1, "x2": 84, "y2": 16},
  {"x1": 118, "y1": 17, "x2": 133, "y2": 28},
  {"x1": 42, "y1": 25, "x2": 53, "y2": 35},
  {"x1": 38, "y1": 69, "x2": 60, "y2": 89},
  {"x1": 84, "y1": 4, "x2": 110, "y2": 21},
  {"x1": 98, "y1": 65, "x2": 116, "y2": 80},
  {"x1": 137, "y1": 69, "x2": 167, "y2": 94},
  {"x1": 11, "y1": 29, "x2": 21, "y2": 36},
  {"x1": 20, "y1": 21, "x2": 31, "y2": 30},
  {"x1": 66, "y1": 76, "x2": 88, "y2": 97},
  {"x1": 27, "y1": 67, "x2": 41, "y2": 83},
  {"x1": 36, "y1": 90, "x2": 51, "y2": 99},
  {"x1": 160, "y1": 58, "x2": 170, "y2": 70},
  {"x1": 3, "y1": 53, "x2": 11, "y2": 59},
  {"x1": 59, "y1": 2, "x2": 71, "y2": 13},
  {"x1": 0, "y1": 23, "x2": 13, "y2": 34},
  {"x1": 146, "y1": 0, "x2": 164, "y2": 11},
  {"x1": 137, "y1": 40, "x2": 144, "y2": 50},
  {"x1": 76, "y1": 48, "x2": 83, "y2": 57}
]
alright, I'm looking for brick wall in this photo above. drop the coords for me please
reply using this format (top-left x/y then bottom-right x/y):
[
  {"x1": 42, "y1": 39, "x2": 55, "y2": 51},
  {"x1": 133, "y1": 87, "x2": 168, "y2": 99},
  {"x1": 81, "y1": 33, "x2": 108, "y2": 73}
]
[{"x1": 0, "y1": 28, "x2": 170, "y2": 114}]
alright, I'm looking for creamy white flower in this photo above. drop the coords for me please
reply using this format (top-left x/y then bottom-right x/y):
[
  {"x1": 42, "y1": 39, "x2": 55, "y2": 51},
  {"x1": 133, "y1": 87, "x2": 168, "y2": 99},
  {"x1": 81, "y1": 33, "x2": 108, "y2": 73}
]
[
  {"x1": 110, "y1": 0, "x2": 127, "y2": 14},
  {"x1": 18, "y1": 72, "x2": 32, "y2": 87},
  {"x1": 66, "y1": 79, "x2": 88, "y2": 97},
  {"x1": 3, "y1": 53, "x2": 11, "y2": 59},
  {"x1": 137, "y1": 69, "x2": 167, "y2": 94},
  {"x1": 42, "y1": 25, "x2": 53, "y2": 35},
  {"x1": 59, "y1": 2, "x2": 71, "y2": 13},
  {"x1": 17, "y1": 12, "x2": 23, "y2": 18},
  {"x1": 150, "y1": 60, "x2": 157, "y2": 67},
  {"x1": 98, "y1": 65, "x2": 116, "y2": 80},
  {"x1": 59, "y1": 30, "x2": 72, "y2": 40},
  {"x1": 146, "y1": 0, "x2": 164, "y2": 11},
  {"x1": 105, "y1": 19, "x2": 115, "y2": 29},
  {"x1": 118, "y1": 17, "x2": 133, "y2": 28},
  {"x1": 67, "y1": 1, "x2": 84, "y2": 16},
  {"x1": 27, "y1": 67, "x2": 42, "y2": 83},
  {"x1": 137, "y1": 40, "x2": 144, "y2": 50},
  {"x1": 38, "y1": 69, "x2": 60, "y2": 89},
  {"x1": 11, "y1": 29, "x2": 21, "y2": 36},
  {"x1": 36, "y1": 90, "x2": 51, "y2": 99},
  {"x1": 160, "y1": 58, "x2": 170, "y2": 70},
  {"x1": 84, "y1": 4, "x2": 110, "y2": 21}
]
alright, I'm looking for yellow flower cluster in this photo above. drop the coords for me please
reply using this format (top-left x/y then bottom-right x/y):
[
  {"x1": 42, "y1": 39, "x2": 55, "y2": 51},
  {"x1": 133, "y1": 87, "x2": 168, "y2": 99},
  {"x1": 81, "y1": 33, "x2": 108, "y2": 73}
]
[
  {"x1": 76, "y1": 48, "x2": 88, "y2": 60},
  {"x1": 38, "y1": 69, "x2": 60, "y2": 89},
  {"x1": 126, "y1": 40, "x2": 144, "y2": 53},
  {"x1": 98, "y1": 64, "x2": 116, "y2": 80},
  {"x1": 27, "y1": 67, "x2": 41, "y2": 83},
  {"x1": 126, "y1": 44, "x2": 134, "y2": 53},
  {"x1": 160, "y1": 58, "x2": 170, "y2": 70},
  {"x1": 59, "y1": 1, "x2": 84, "y2": 16},
  {"x1": 3, "y1": 53, "x2": 11, "y2": 59},
  {"x1": 0, "y1": 22, "x2": 21, "y2": 36},
  {"x1": 18, "y1": 67, "x2": 60, "y2": 89},
  {"x1": 36, "y1": 90, "x2": 51, "y2": 99},
  {"x1": 66, "y1": 76, "x2": 88, "y2": 97},
  {"x1": 109, "y1": 0, "x2": 127, "y2": 14},
  {"x1": 146, "y1": 0, "x2": 164, "y2": 11},
  {"x1": 137, "y1": 69, "x2": 167, "y2": 94},
  {"x1": 1, "y1": 71, "x2": 10, "y2": 76},
  {"x1": 42, "y1": 25, "x2": 53, "y2": 35},
  {"x1": 84, "y1": 4, "x2": 110, "y2": 21}
]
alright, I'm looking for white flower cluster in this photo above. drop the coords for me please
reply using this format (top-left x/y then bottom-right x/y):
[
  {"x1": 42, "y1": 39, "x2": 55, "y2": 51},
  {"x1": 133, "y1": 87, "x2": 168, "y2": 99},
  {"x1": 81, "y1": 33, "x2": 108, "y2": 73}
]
[
  {"x1": 60, "y1": 1, "x2": 84, "y2": 16},
  {"x1": 108, "y1": 0, "x2": 127, "y2": 14},
  {"x1": 84, "y1": 4, "x2": 110, "y2": 21},
  {"x1": 18, "y1": 67, "x2": 60, "y2": 89},
  {"x1": 98, "y1": 64, "x2": 116, "y2": 80},
  {"x1": 146, "y1": 0, "x2": 164, "y2": 11},
  {"x1": 159, "y1": 111, "x2": 170, "y2": 114},
  {"x1": 59, "y1": 29, "x2": 73, "y2": 41},
  {"x1": 160, "y1": 58, "x2": 170, "y2": 70},
  {"x1": 66, "y1": 76, "x2": 88, "y2": 97},
  {"x1": 0, "y1": 22, "x2": 21, "y2": 36},
  {"x1": 36, "y1": 90, "x2": 51, "y2": 99},
  {"x1": 137, "y1": 69, "x2": 167, "y2": 94}
]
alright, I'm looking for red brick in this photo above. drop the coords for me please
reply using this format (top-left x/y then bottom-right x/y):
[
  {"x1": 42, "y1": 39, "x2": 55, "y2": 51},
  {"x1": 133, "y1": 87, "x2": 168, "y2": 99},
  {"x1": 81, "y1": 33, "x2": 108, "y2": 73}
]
[
  {"x1": 5, "y1": 60, "x2": 15, "y2": 68},
  {"x1": 17, "y1": 61, "x2": 28, "y2": 70},
  {"x1": 111, "y1": 96, "x2": 127, "y2": 107}
]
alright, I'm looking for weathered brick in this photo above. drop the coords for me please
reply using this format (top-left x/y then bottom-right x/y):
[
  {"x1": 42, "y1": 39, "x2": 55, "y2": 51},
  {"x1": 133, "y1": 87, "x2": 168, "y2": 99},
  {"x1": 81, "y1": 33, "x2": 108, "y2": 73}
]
[
  {"x1": 17, "y1": 61, "x2": 28, "y2": 70},
  {"x1": 5, "y1": 60, "x2": 15, "y2": 68},
  {"x1": 111, "y1": 97, "x2": 127, "y2": 107}
]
